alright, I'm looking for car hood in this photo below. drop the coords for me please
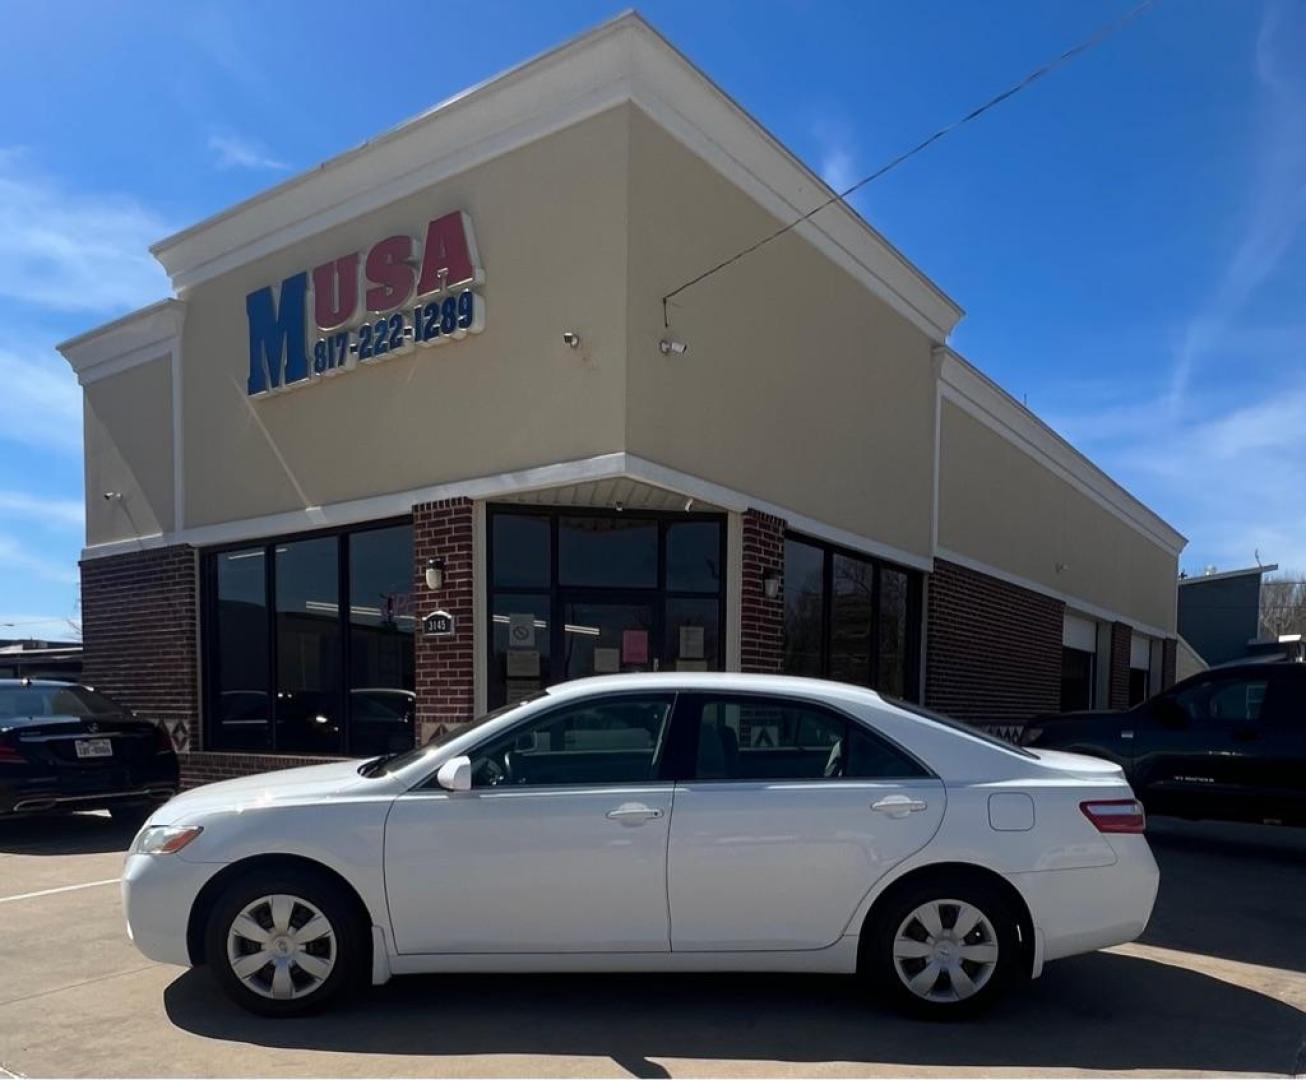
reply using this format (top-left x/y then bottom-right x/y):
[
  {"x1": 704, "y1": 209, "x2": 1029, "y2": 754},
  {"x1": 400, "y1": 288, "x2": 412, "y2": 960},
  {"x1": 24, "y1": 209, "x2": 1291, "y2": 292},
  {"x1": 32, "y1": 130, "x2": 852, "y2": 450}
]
[
  {"x1": 1027, "y1": 747, "x2": 1126, "y2": 780},
  {"x1": 149, "y1": 759, "x2": 379, "y2": 824}
]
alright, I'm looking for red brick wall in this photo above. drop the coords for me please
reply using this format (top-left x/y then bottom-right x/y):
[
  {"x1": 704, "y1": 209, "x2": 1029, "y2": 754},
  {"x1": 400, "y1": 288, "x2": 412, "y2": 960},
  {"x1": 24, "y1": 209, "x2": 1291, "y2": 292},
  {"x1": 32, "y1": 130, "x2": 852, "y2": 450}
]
[
  {"x1": 80, "y1": 546, "x2": 199, "y2": 751},
  {"x1": 741, "y1": 509, "x2": 785, "y2": 674},
  {"x1": 1108, "y1": 621, "x2": 1132, "y2": 710},
  {"x1": 925, "y1": 559, "x2": 1064, "y2": 725},
  {"x1": 413, "y1": 498, "x2": 475, "y2": 743},
  {"x1": 1161, "y1": 637, "x2": 1177, "y2": 689}
]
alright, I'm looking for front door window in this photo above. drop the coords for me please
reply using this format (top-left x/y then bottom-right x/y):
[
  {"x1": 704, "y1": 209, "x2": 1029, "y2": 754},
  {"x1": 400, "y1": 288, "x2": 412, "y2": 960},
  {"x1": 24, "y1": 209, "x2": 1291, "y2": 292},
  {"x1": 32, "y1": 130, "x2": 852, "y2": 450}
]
[{"x1": 487, "y1": 508, "x2": 725, "y2": 708}]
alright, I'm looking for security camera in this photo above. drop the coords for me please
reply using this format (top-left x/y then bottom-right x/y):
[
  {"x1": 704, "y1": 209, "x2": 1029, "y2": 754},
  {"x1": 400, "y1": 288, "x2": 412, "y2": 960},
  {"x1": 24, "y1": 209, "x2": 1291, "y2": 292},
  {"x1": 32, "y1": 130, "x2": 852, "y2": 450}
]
[
  {"x1": 102, "y1": 491, "x2": 122, "y2": 502},
  {"x1": 562, "y1": 331, "x2": 581, "y2": 349},
  {"x1": 658, "y1": 338, "x2": 688, "y2": 355}
]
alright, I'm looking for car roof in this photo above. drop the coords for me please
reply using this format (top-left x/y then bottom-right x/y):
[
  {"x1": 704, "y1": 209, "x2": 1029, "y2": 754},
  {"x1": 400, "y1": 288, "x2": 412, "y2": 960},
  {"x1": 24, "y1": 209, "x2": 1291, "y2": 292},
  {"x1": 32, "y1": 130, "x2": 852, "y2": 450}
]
[{"x1": 536, "y1": 671, "x2": 888, "y2": 705}]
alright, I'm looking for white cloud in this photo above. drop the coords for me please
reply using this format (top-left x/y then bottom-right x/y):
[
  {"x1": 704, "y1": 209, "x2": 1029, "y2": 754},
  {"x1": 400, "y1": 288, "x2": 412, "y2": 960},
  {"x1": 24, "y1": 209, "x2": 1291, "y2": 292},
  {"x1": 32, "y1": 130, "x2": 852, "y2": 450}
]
[
  {"x1": 0, "y1": 535, "x2": 79, "y2": 585},
  {"x1": 208, "y1": 133, "x2": 288, "y2": 172},
  {"x1": 0, "y1": 490, "x2": 83, "y2": 529},
  {"x1": 0, "y1": 348, "x2": 82, "y2": 455},
  {"x1": 0, "y1": 149, "x2": 172, "y2": 314},
  {"x1": 0, "y1": 613, "x2": 81, "y2": 641},
  {"x1": 1165, "y1": 0, "x2": 1306, "y2": 415}
]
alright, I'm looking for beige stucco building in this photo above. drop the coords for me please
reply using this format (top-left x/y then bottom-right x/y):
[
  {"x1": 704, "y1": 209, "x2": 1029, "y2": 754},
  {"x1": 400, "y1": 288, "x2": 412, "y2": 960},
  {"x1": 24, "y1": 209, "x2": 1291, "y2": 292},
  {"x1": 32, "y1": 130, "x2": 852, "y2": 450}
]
[{"x1": 60, "y1": 13, "x2": 1185, "y2": 782}]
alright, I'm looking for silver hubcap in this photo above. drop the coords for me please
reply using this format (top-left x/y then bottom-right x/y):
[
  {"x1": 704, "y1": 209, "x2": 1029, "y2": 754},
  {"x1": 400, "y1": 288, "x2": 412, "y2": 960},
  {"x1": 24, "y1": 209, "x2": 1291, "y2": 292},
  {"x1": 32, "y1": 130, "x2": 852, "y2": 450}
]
[
  {"x1": 225, "y1": 893, "x2": 336, "y2": 1001},
  {"x1": 892, "y1": 898, "x2": 999, "y2": 1003}
]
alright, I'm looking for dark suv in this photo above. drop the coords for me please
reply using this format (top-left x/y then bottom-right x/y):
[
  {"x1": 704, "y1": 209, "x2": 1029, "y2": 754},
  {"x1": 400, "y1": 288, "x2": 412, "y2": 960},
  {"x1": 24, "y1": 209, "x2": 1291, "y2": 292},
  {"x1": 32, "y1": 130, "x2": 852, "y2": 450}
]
[
  {"x1": 1022, "y1": 662, "x2": 1305, "y2": 827},
  {"x1": 0, "y1": 680, "x2": 179, "y2": 824}
]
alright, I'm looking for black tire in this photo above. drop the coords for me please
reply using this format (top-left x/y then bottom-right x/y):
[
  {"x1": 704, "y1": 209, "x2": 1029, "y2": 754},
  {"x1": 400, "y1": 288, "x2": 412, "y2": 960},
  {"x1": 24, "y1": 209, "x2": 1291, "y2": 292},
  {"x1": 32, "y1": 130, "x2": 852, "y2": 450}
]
[
  {"x1": 204, "y1": 865, "x2": 364, "y2": 1017},
  {"x1": 863, "y1": 875, "x2": 1023, "y2": 1019}
]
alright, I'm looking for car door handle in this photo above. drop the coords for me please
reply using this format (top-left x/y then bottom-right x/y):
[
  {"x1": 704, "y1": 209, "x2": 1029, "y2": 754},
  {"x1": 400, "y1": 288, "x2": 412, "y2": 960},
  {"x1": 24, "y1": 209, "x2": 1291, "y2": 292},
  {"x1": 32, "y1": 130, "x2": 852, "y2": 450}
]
[
  {"x1": 605, "y1": 804, "x2": 664, "y2": 824},
  {"x1": 871, "y1": 795, "x2": 929, "y2": 817}
]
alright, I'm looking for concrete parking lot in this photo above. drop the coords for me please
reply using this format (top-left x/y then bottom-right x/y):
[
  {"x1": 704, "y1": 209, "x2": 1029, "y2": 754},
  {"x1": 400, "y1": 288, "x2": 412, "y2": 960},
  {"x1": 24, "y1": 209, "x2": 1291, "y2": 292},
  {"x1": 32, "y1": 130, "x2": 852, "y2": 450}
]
[{"x1": 0, "y1": 815, "x2": 1302, "y2": 1079}]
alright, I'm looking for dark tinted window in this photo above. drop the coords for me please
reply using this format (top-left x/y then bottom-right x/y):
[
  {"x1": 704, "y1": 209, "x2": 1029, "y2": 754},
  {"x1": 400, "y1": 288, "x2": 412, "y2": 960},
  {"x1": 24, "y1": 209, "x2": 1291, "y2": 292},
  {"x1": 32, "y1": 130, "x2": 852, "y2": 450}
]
[
  {"x1": 1060, "y1": 647, "x2": 1095, "y2": 711},
  {"x1": 491, "y1": 514, "x2": 551, "y2": 588},
  {"x1": 1173, "y1": 675, "x2": 1269, "y2": 725},
  {"x1": 878, "y1": 567, "x2": 910, "y2": 698},
  {"x1": 783, "y1": 539, "x2": 824, "y2": 676},
  {"x1": 692, "y1": 696, "x2": 927, "y2": 781},
  {"x1": 349, "y1": 525, "x2": 415, "y2": 755},
  {"x1": 665, "y1": 597, "x2": 719, "y2": 672},
  {"x1": 470, "y1": 695, "x2": 674, "y2": 787},
  {"x1": 830, "y1": 554, "x2": 874, "y2": 685},
  {"x1": 665, "y1": 521, "x2": 721, "y2": 592},
  {"x1": 213, "y1": 548, "x2": 270, "y2": 750},
  {"x1": 275, "y1": 537, "x2": 343, "y2": 754},
  {"x1": 0, "y1": 684, "x2": 124, "y2": 719},
  {"x1": 559, "y1": 516, "x2": 657, "y2": 587}
]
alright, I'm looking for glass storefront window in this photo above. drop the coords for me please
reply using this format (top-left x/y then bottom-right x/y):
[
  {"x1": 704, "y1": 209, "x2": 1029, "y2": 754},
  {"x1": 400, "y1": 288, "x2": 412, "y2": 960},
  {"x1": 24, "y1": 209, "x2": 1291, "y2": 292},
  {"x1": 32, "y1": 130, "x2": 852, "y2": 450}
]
[
  {"x1": 830, "y1": 554, "x2": 874, "y2": 686},
  {"x1": 206, "y1": 521, "x2": 414, "y2": 756},
  {"x1": 783, "y1": 539, "x2": 824, "y2": 676},
  {"x1": 275, "y1": 537, "x2": 343, "y2": 754},
  {"x1": 559, "y1": 516, "x2": 657, "y2": 587},
  {"x1": 781, "y1": 535, "x2": 921, "y2": 701},
  {"x1": 213, "y1": 548, "x2": 270, "y2": 751},
  {"x1": 487, "y1": 508, "x2": 725, "y2": 709},
  {"x1": 349, "y1": 525, "x2": 416, "y2": 755}
]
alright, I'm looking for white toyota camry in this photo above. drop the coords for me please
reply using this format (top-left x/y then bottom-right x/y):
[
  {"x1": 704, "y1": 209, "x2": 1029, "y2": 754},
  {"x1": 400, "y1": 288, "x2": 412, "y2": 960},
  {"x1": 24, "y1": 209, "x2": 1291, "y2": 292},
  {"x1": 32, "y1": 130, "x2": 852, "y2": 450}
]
[{"x1": 122, "y1": 673, "x2": 1158, "y2": 1017}]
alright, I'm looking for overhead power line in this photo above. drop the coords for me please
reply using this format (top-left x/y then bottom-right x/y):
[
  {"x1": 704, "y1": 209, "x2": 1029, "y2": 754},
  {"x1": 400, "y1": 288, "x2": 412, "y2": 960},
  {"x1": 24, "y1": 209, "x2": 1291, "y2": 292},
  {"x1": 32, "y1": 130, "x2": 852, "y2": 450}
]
[{"x1": 661, "y1": 0, "x2": 1160, "y2": 327}]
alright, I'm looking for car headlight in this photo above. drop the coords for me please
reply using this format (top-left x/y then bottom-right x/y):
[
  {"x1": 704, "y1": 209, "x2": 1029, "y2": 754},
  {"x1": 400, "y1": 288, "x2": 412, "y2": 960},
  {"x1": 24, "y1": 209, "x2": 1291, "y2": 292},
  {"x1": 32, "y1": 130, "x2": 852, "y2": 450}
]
[{"x1": 133, "y1": 824, "x2": 203, "y2": 855}]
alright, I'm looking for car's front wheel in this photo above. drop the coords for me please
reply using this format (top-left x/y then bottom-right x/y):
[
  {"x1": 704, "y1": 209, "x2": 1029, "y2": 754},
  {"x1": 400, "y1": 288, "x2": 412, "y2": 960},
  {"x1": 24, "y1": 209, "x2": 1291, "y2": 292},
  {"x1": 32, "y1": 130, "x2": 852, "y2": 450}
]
[
  {"x1": 204, "y1": 866, "x2": 363, "y2": 1016},
  {"x1": 865, "y1": 877, "x2": 1023, "y2": 1017}
]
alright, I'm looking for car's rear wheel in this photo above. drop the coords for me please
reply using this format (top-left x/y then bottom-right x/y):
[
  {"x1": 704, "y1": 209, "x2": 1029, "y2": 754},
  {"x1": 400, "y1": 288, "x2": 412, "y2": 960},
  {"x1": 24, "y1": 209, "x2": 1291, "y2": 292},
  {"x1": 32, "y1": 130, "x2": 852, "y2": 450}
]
[
  {"x1": 865, "y1": 878, "x2": 1022, "y2": 1018},
  {"x1": 204, "y1": 867, "x2": 362, "y2": 1016}
]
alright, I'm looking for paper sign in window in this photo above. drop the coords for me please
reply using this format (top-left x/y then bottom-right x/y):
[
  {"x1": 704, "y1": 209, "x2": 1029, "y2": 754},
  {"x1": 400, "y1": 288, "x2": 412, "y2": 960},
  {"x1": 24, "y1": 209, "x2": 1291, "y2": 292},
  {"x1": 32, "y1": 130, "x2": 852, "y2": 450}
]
[
  {"x1": 622, "y1": 629, "x2": 649, "y2": 664},
  {"x1": 508, "y1": 613, "x2": 536, "y2": 648},
  {"x1": 593, "y1": 647, "x2": 620, "y2": 674},
  {"x1": 679, "y1": 625, "x2": 704, "y2": 660},
  {"x1": 506, "y1": 649, "x2": 540, "y2": 678}
]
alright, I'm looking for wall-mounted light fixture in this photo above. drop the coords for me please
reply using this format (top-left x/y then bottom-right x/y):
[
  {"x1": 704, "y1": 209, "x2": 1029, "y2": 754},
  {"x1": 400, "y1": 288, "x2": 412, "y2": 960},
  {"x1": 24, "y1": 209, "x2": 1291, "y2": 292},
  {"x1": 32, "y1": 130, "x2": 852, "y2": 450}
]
[
  {"x1": 658, "y1": 337, "x2": 688, "y2": 356},
  {"x1": 762, "y1": 567, "x2": 782, "y2": 601},
  {"x1": 102, "y1": 491, "x2": 123, "y2": 502},
  {"x1": 425, "y1": 557, "x2": 446, "y2": 592},
  {"x1": 562, "y1": 331, "x2": 581, "y2": 349}
]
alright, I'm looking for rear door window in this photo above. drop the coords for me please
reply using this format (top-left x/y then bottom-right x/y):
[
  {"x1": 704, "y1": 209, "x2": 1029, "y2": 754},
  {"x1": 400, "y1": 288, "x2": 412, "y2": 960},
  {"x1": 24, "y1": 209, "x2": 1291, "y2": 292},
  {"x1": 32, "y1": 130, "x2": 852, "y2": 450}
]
[{"x1": 687, "y1": 695, "x2": 928, "y2": 781}]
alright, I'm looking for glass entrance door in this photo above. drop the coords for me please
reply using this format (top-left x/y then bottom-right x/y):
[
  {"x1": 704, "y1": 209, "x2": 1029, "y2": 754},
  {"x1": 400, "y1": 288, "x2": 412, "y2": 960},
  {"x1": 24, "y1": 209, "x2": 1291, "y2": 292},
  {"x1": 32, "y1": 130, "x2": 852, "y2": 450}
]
[{"x1": 562, "y1": 598, "x2": 657, "y2": 679}]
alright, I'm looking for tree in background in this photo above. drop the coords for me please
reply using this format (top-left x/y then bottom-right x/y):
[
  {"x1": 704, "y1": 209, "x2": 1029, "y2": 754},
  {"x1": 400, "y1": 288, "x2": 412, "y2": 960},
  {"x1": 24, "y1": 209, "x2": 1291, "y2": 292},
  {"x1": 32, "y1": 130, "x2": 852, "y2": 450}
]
[{"x1": 1260, "y1": 571, "x2": 1306, "y2": 640}]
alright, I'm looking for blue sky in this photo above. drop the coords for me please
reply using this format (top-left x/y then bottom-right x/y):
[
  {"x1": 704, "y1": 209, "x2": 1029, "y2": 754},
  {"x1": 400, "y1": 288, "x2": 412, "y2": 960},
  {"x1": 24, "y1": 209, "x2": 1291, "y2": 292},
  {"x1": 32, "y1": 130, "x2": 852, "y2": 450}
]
[{"x1": 1, "y1": 0, "x2": 1302, "y2": 641}]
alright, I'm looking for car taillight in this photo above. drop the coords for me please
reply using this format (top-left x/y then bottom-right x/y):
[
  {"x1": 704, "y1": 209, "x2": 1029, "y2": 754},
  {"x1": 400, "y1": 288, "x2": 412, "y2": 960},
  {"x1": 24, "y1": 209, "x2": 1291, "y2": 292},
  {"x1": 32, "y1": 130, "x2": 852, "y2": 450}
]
[
  {"x1": 1081, "y1": 798, "x2": 1146, "y2": 833},
  {"x1": 0, "y1": 741, "x2": 25, "y2": 763},
  {"x1": 154, "y1": 724, "x2": 174, "y2": 754}
]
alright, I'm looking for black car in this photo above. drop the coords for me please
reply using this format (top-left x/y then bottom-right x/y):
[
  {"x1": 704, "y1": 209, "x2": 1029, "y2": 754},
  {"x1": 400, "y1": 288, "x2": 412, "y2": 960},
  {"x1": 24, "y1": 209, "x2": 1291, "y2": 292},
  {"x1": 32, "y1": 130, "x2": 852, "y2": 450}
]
[
  {"x1": 1022, "y1": 662, "x2": 1306, "y2": 827},
  {"x1": 0, "y1": 679, "x2": 179, "y2": 823}
]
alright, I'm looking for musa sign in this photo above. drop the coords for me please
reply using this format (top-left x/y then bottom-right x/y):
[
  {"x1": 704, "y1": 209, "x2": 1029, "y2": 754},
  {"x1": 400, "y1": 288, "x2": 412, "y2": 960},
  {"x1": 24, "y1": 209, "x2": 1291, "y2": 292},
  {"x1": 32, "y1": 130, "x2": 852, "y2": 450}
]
[{"x1": 245, "y1": 211, "x2": 486, "y2": 397}]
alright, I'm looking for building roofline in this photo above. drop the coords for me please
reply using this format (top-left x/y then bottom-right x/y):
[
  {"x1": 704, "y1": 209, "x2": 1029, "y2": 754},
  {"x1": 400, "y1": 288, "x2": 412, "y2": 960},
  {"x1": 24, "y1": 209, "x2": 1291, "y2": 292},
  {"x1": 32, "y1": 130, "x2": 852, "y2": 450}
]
[
  {"x1": 144, "y1": 11, "x2": 963, "y2": 341},
  {"x1": 937, "y1": 347, "x2": 1187, "y2": 556},
  {"x1": 1178, "y1": 564, "x2": 1278, "y2": 586}
]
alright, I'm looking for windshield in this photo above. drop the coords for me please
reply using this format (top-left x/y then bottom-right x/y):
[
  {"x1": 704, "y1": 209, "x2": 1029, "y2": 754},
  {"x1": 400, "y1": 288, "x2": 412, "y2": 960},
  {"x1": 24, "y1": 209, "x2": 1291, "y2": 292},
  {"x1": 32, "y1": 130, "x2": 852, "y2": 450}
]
[
  {"x1": 0, "y1": 684, "x2": 126, "y2": 721},
  {"x1": 360, "y1": 693, "x2": 547, "y2": 775},
  {"x1": 883, "y1": 697, "x2": 1036, "y2": 759}
]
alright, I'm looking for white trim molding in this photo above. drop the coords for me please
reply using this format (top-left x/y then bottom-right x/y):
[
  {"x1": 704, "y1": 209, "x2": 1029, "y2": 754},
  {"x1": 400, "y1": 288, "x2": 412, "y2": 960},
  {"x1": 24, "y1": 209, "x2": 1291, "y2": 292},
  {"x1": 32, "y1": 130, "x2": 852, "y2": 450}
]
[
  {"x1": 145, "y1": 13, "x2": 961, "y2": 343},
  {"x1": 57, "y1": 299, "x2": 185, "y2": 387},
  {"x1": 937, "y1": 346, "x2": 1186, "y2": 557},
  {"x1": 1177, "y1": 564, "x2": 1276, "y2": 586},
  {"x1": 80, "y1": 451, "x2": 934, "y2": 573},
  {"x1": 938, "y1": 547, "x2": 1171, "y2": 641}
]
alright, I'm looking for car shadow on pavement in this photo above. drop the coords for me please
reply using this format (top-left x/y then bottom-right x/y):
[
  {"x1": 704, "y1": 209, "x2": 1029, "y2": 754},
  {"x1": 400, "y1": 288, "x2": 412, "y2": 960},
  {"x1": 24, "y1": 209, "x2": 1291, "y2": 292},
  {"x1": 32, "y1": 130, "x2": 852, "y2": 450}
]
[
  {"x1": 0, "y1": 811, "x2": 138, "y2": 856},
  {"x1": 163, "y1": 948, "x2": 1304, "y2": 1077},
  {"x1": 1142, "y1": 817, "x2": 1306, "y2": 974}
]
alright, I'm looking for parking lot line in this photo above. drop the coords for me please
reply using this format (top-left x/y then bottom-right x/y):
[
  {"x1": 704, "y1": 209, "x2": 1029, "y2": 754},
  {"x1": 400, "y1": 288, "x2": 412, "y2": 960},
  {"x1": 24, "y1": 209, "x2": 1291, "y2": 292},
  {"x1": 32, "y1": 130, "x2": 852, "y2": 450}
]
[{"x1": 0, "y1": 878, "x2": 120, "y2": 905}]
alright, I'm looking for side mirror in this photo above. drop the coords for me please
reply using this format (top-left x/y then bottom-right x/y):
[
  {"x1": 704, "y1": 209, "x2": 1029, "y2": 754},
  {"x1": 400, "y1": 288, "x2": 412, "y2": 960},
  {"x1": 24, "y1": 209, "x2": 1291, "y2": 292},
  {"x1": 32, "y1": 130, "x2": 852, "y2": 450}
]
[{"x1": 436, "y1": 755, "x2": 472, "y2": 792}]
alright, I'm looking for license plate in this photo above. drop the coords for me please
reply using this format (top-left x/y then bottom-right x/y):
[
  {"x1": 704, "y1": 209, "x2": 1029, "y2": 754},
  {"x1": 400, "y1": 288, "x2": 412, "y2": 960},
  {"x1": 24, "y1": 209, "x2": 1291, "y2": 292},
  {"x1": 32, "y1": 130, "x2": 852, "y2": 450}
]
[{"x1": 75, "y1": 738, "x2": 113, "y2": 759}]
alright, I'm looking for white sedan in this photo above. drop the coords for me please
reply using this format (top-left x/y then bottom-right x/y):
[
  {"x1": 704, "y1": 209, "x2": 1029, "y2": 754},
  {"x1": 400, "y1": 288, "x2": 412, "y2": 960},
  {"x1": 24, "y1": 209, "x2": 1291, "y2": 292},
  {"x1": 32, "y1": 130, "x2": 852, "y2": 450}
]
[{"x1": 122, "y1": 673, "x2": 1158, "y2": 1017}]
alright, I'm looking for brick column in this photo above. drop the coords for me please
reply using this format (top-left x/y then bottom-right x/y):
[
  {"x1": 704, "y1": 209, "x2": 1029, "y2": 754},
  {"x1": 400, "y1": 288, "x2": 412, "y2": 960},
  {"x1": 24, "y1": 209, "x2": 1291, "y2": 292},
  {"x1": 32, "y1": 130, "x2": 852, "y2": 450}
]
[
  {"x1": 1161, "y1": 638, "x2": 1178, "y2": 689},
  {"x1": 740, "y1": 509, "x2": 785, "y2": 673},
  {"x1": 79, "y1": 546, "x2": 199, "y2": 751},
  {"x1": 413, "y1": 498, "x2": 475, "y2": 745},
  {"x1": 1108, "y1": 621, "x2": 1132, "y2": 710},
  {"x1": 925, "y1": 559, "x2": 1063, "y2": 726}
]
